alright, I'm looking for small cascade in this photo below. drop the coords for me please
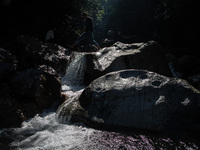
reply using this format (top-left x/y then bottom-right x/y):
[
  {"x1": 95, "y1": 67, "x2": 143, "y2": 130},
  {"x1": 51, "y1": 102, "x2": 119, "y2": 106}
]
[
  {"x1": 56, "y1": 89, "x2": 84, "y2": 123},
  {"x1": 58, "y1": 52, "x2": 87, "y2": 123},
  {"x1": 61, "y1": 53, "x2": 86, "y2": 91}
]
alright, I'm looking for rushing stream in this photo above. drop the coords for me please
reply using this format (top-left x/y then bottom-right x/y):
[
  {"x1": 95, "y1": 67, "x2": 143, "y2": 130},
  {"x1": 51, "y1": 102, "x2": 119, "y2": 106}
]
[{"x1": 0, "y1": 52, "x2": 199, "y2": 149}]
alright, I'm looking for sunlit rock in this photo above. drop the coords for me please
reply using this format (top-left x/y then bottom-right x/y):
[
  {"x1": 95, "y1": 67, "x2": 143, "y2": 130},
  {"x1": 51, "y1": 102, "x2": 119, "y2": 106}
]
[
  {"x1": 71, "y1": 41, "x2": 172, "y2": 85},
  {"x1": 78, "y1": 69, "x2": 200, "y2": 134}
]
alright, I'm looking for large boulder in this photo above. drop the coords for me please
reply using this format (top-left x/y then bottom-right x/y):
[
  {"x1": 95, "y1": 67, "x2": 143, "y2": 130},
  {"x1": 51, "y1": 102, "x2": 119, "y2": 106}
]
[
  {"x1": 71, "y1": 41, "x2": 172, "y2": 85},
  {"x1": 58, "y1": 69, "x2": 200, "y2": 136},
  {"x1": 11, "y1": 65, "x2": 62, "y2": 108},
  {"x1": 79, "y1": 70, "x2": 200, "y2": 135}
]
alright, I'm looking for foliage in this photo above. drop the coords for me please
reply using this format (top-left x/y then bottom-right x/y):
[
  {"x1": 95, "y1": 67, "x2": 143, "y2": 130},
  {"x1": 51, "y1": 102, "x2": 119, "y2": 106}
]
[{"x1": 81, "y1": 0, "x2": 106, "y2": 23}]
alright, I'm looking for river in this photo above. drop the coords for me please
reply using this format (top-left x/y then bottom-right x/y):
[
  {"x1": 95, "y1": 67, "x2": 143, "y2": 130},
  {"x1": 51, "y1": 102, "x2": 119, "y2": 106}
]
[{"x1": 0, "y1": 53, "x2": 199, "y2": 149}]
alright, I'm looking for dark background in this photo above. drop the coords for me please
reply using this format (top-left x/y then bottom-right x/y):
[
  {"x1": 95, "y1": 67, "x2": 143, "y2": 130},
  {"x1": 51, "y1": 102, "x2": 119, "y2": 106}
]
[{"x1": 0, "y1": 0, "x2": 199, "y2": 56}]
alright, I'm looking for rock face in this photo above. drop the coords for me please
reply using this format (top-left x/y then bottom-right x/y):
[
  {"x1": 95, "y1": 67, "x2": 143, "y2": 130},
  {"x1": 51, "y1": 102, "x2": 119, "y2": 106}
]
[
  {"x1": 75, "y1": 70, "x2": 200, "y2": 135},
  {"x1": 73, "y1": 41, "x2": 172, "y2": 85},
  {"x1": 11, "y1": 65, "x2": 62, "y2": 108}
]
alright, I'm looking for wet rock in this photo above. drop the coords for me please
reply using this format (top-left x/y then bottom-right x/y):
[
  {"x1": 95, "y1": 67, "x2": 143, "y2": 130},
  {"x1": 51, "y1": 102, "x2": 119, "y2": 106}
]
[
  {"x1": 57, "y1": 91, "x2": 87, "y2": 124},
  {"x1": 77, "y1": 69, "x2": 199, "y2": 135}
]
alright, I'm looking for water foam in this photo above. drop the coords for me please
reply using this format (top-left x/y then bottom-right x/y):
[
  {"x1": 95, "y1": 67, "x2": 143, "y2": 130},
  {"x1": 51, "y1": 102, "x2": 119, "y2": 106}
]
[
  {"x1": 10, "y1": 113, "x2": 95, "y2": 150},
  {"x1": 9, "y1": 112, "x2": 199, "y2": 150}
]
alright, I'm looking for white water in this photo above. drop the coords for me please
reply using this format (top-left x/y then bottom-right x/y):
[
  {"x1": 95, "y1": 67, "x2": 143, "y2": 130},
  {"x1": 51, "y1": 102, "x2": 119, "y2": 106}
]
[
  {"x1": 1, "y1": 53, "x2": 199, "y2": 149},
  {"x1": 10, "y1": 113, "x2": 95, "y2": 150},
  {"x1": 61, "y1": 53, "x2": 86, "y2": 88}
]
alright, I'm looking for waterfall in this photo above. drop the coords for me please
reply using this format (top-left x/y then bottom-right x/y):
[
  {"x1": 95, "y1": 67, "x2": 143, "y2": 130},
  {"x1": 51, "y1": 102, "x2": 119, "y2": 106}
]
[
  {"x1": 58, "y1": 52, "x2": 87, "y2": 123},
  {"x1": 56, "y1": 89, "x2": 84, "y2": 123},
  {"x1": 61, "y1": 53, "x2": 86, "y2": 91}
]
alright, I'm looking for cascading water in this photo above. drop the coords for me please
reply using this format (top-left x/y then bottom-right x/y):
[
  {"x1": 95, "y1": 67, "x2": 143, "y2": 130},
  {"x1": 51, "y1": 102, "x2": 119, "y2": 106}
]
[
  {"x1": 62, "y1": 53, "x2": 86, "y2": 90},
  {"x1": 0, "y1": 53, "x2": 199, "y2": 150}
]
